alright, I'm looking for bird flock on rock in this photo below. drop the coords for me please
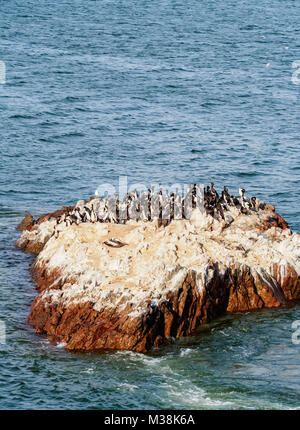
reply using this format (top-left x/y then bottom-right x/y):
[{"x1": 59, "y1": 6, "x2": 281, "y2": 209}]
[{"x1": 53, "y1": 183, "x2": 266, "y2": 237}]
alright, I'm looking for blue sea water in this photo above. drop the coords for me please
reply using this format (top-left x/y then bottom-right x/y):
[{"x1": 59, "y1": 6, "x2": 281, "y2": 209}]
[{"x1": 0, "y1": 0, "x2": 300, "y2": 409}]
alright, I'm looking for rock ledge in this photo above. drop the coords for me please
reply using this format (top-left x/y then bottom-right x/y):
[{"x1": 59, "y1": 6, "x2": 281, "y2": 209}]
[{"x1": 16, "y1": 198, "x2": 300, "y2": 352}]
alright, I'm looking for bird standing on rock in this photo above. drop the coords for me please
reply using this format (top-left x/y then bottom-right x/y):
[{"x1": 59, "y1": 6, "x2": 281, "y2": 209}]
[{"x1": 51, "y1": 184, "x2": 263, "y2": 236}]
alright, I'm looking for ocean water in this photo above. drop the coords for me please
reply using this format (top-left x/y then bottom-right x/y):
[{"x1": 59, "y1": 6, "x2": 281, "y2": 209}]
[{"x1": 0, "y1": 0, "x2": 300, "y2": 409}]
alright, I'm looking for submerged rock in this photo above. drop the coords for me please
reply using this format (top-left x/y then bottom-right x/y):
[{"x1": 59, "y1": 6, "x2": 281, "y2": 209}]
[{"x1": 16, "y1": 197, "x2": 300, "y2": 353}]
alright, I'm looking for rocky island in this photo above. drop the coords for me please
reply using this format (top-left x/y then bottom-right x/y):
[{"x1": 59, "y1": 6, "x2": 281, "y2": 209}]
[{"x1": 16, "y1": 185, "x2": 300, "y2": 353}]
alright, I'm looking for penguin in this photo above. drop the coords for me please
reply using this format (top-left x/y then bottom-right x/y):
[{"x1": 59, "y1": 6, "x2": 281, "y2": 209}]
[
  {"x1": 220, "y1": 191, "x2": 229, "y2": 211},
  {"x1": 118, "y1": 198, "x2": 128, "y2": 224},
  {"x1": 69, "y1": 214, "x2": 78, "y2": 225},
  {"x1": 157, "y1": 189, "x2": 164, "y2": 221},
  {"x1": 192, "y1": 184, "x2": 197, "y2": 209},
  {"x1": 114, "y1": 192, "x2": 119, "y2": 223},
  {"x1": 169, "y1": 192, "x2": 175, "y2": 220},
  {"x1": 216, "y1": 202, "x2": 225, "y2": 220},
  {"x1": 238, "y1": 188, "x2": 245, "y2": 201},
  {"x1": 84, "y1": 206, "x2": 91, "y2": 222},
  {"x1": 173, "y1": 188, "x2": 182, "y2": 220},
  {"x1": 90, "y1": 208, "x2": 96, "y2": 223},
  {"x1": 133, "y1": 189, "x2": 139, "y2": 200},
  {"x1": 223, "y1": 186, "x2": 231, "y2": 206},
  {"x1": 96, "y1": 199, "x2": 106, "y2": 222},
  {"x1": 140, "y1": 190, "x2": 148, "y2": 221},
  {"x1": 81, "y1": 209, "x2": 88, "y2": 223},
  {"x1": 74, "y1": 208, "x2": 81, "y2": 225},
  {"x1": 65, "y1": 217, "x2": 72, "y2": 227},
  {"x1": 250, "y1": 197, "x2": 257, "y2": 210},
  {"x1": 210, "y1": 182, "x2": 219, "y2": 201},
  {"x1": 147, "y1": 188, "x2": 152, "y2": 220},
  {"x1": 150, "y1": 190, "x2": 160, "y2": 221},
  {"x1": 232, "y1": 195, "x2": 241, "y2": 208},
  {"x1": 162, "y1": 189, "x2": 171, "y2": 221},
  {"x1": 239, "y1": 188, "x2": 250, "y2": 211}
]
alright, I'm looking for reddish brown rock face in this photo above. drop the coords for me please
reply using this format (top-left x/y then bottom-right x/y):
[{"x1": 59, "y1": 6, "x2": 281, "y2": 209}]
[
  {"x1": 28, "y1": 268, "x2": 226, "y2": 352},
  {"x1": 16, "y1": 214, "x2": 34, "y2": 231},
  {"x1": 16, "y1": 202, "x2": 300, "y2": 353},
  {"x1": 26, "y1": 263, "x2": 300, "y2": 353},
  {"x1": 227, "y1": 265, "x2": 284, "y2": 312},
  {"x1": 271, "y1": 263, "x2": 300, "y2": 302}
]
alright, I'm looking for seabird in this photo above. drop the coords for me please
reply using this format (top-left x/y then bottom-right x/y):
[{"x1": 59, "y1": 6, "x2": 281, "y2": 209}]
[
  {"x1": 84, "y1": 206, "x2": 91, "y2": 222},
  {"x1": 64, "y1": 183, "x2": 265, "y2": 227},
  {"x1": 90, "y1": 208, "x2": 96, "y2": 223},
  {"x1": 250, "y1": 197, "x2": 257, "y2": 209},
  {"x1": 74, "y1": 208, "x2": 81, "y2": 225}
]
